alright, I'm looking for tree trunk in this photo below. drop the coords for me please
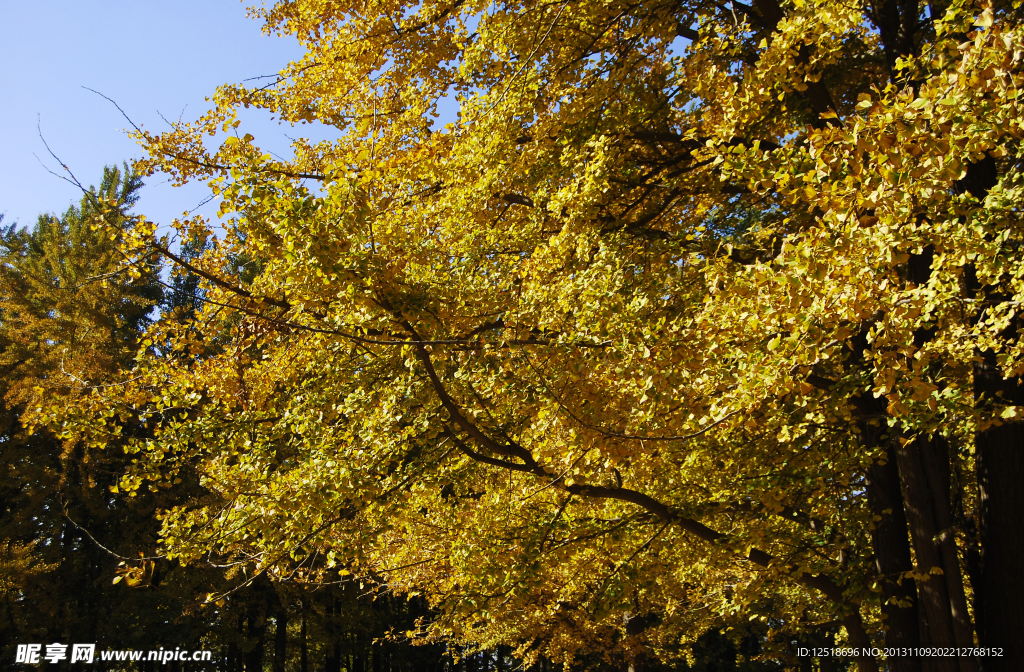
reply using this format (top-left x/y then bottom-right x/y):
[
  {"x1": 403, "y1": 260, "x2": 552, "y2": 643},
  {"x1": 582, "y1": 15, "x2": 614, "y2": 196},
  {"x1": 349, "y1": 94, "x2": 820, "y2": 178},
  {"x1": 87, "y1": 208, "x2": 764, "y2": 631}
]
[
  {"x1": 245, "y1": 608, "x2": 266, "y2": 672},
  {"x1": 496, "y1": 647, "x2": 506, "y2": 672},
  {"x1": 893, "y1": 246, "x2": 976, "y2": 672},
  {"x1": 961, "y1": 153, "x2": 1023, "y2": 670},
  {"x1": 230, "y1": 612, "x2": 243, "y2": 672},
  {"x1": 274, "y1": 605, "x2": 287, "y2": 672},
  {"x1": 819, "y1": 631, "x2": 836, "y2": 672},
  {"x1": 894, "y1": 437, "x2": 959, "y2": 672},
  {"x1": 300, "y1": 598, "x2": 308, "y2": 672},
  {"x1": 919, "y1": 436, "x2": 977, "y2": 671},
  {"x1": 325, "y1": 595, "x2": 339, "y2": 672},
  {"x1": 865, "y1": 438, "x2": 922, "y2": 672},
  {"x1": 974, "y1": 349, "x2": 1024, "y2": 672}
]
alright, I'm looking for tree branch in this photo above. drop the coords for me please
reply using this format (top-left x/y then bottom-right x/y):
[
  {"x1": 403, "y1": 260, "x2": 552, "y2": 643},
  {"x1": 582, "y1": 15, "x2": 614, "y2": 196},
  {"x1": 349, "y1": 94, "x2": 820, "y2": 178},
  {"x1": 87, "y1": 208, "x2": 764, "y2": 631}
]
[{"x1": 405, "y1": 320, "x2": 874, "y2": 652}]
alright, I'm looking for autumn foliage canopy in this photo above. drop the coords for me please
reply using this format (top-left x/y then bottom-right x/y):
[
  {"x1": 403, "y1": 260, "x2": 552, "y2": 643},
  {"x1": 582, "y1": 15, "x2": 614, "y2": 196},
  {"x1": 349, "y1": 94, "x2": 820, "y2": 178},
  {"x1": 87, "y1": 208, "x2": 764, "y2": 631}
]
[{"x1": 45, "y1": 0, "x2": 1024, "y2": 670}]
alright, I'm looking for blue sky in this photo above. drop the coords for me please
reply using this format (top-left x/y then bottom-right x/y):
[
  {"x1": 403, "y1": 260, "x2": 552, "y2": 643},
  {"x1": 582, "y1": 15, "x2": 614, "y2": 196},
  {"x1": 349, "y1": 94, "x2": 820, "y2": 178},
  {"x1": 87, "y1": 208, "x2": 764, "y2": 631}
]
[{"x1": 1, "y1": 1, "x2": 310, "y2": 229}]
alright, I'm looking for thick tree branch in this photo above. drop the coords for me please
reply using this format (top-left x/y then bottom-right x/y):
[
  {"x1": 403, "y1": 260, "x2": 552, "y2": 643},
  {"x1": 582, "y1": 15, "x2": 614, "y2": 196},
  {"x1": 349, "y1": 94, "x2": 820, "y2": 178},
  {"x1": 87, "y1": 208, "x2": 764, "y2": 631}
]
[{"x1": 152, "y1": 241, "x2": 291, "y2": 309}]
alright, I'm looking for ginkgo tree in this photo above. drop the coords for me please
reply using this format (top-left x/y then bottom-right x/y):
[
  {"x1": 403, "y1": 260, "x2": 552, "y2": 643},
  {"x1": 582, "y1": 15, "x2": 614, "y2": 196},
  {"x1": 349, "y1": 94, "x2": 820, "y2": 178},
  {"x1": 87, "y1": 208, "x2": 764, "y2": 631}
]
[{"x1": 45, "y1": 0, "x2": 1024, "y2": 669}]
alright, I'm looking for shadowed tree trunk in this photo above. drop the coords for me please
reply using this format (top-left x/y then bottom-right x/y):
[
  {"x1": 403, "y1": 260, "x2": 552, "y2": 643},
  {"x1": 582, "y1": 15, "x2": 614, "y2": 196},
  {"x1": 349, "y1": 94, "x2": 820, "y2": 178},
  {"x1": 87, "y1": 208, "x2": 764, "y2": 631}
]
[
  {"x1": 300, "y1": 598, "x2": 308, "y2": 672},
  {"x1": 974, "y1": 350, "x2": 1024, "y2": 671},
  {"x1": 895, "y1": 436, "x2": 977, "y2": 672},
  {"x1": 273, "y1": 603, "x2": 287, "y2": 672},
  {"x1": 846, "y1": 332, "x2": 923, "y2": 670},
  {"x1": 864, "y1": 440, "x2": 922, "y2": 672},
  {"x1": 325, "y1": 597, "x2": 339, "y2": 672},
  {"x1": 245, "y1": 607, "x2": 266, "y2": 672},
  {"x1": 960, "y1": 154, "x2": 1024, "y2": 672}
]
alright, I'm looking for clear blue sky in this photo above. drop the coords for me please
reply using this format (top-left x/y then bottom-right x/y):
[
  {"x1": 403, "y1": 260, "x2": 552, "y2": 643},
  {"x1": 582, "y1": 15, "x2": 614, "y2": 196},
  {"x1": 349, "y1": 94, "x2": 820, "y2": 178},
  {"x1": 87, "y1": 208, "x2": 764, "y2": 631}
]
[{"x1": 1, "y1": 1, "x2": 310, "y2": 229}]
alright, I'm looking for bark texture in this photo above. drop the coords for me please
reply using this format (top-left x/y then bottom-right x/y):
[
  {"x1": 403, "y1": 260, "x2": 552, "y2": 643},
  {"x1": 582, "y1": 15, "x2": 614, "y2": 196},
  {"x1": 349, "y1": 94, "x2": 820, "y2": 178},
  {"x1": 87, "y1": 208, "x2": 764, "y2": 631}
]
[{"x1": 974, "y1": 351, "x2": 1024, "y2": 672}]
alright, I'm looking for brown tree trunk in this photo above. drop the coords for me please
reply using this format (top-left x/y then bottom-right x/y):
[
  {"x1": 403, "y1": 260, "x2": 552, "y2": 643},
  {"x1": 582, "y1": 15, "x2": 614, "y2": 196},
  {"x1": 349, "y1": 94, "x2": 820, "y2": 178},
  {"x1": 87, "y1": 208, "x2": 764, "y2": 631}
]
[
  {"x1": 273, "y1": 604, "x2": 287, "y2": 672},
  {"x1": 300, "y1": 597, "x2": 308, "y2": 672},
  {"x1": 894, "y1": 437, "x2": 959, "y2": 672},
  {"x1": 864, "y1": 441, "x2": 922, "y2": 672},
  {"x1": 897, "y1": 245, "x2": 977, "y2": 672},
  {"x1": 820, "y1": 631, "x2": 837, "y2": 672},
  {"x1": 230, "y1": 612, "x2": 244, "y2": 672},
  {"x1": 850, "y1": 341, "x2": 923, "y2": 672},
  {"x1": 960, "y1": 153, "x2": 1023, "y2": 670},
  {"x1": 245, "y1": 607, "x2": 266, "y2": 672},
  {"x1": 919, "y1": 436, "x2": 977, "y2": 671},
  {"x1": 325, "y1": 596, "x2": 339, "y2": 672},
  {"x1": 974, "y1": 350, "x2": 1024, "y2": 672}
]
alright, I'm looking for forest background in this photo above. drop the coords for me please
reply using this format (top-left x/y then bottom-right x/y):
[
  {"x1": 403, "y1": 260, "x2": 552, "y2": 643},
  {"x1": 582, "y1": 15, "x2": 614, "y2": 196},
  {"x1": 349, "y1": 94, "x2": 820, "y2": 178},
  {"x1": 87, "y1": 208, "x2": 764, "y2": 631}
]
[{"x1": 4, "y1": 0, "x2": 1024, "y2": 671}]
